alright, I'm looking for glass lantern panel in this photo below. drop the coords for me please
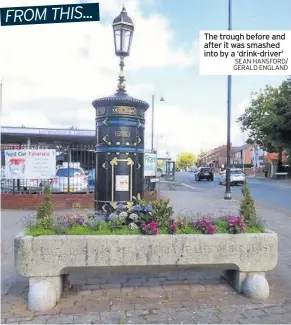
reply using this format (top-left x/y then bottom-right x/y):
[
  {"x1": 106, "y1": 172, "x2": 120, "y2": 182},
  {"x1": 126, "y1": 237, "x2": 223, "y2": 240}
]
[
  {"x1": 114, "y1": 30, "x2": 121, "y2": 51},
  {"x1": 122, "y1": 30, "x2": 131, "y2": 53}
]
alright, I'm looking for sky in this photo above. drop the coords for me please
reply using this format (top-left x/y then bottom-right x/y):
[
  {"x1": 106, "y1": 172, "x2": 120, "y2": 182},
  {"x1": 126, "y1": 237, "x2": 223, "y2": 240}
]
[{"x1": 1, "y1": 0, "x2": 290, "y2": 159}]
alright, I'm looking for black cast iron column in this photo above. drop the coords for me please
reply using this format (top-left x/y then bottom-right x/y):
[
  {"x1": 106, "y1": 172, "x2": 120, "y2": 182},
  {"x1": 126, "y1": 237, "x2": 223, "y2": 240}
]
[{"x1": 93, "y1": 92, "x2": 149, "y2": 211}]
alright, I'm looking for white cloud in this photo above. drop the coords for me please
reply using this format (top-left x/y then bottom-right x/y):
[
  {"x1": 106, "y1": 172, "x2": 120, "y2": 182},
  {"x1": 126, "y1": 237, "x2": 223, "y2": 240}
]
[
  {"x1": 0, "y1": 0, "x2": 197, "y2": 138},
  {"x1": 141, "y1": 96, "x2": 253, "y2": 159}
]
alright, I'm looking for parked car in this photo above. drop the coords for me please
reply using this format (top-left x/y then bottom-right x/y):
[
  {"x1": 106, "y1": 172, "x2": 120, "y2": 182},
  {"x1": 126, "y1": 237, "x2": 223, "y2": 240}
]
[
  {"x1": 219, "y1": 168, "x2": 246, "y2": 186},
  {"x1": 52, "y1": 167, "x2": 88, "y2": 193},
  {"x1": 195, "y1": 167, "x2": 214, "y2": 181}
]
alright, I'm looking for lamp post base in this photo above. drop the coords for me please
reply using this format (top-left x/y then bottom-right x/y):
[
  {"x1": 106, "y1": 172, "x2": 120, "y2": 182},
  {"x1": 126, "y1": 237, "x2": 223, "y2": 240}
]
[{"x1": 224, "y1": 191, "x2": 232, "y2": 200}]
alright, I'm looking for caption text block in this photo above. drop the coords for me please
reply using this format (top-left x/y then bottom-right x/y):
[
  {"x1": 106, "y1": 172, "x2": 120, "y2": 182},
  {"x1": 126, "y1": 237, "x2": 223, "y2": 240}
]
[{"x1": 200, "y1": 30, "x2": 291, "y2": 75}]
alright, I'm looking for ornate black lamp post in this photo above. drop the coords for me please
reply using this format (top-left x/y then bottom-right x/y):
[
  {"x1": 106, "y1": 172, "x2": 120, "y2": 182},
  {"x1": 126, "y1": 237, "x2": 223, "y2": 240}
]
[{"x1": 93, "y1": 6, "x2": 149, "y2": 212}]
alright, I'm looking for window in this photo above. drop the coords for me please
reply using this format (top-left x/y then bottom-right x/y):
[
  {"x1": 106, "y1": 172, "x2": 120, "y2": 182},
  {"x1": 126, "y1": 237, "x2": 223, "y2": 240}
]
[{"x1": 231, "y1": 169, "x2": 243, "y2": 175}]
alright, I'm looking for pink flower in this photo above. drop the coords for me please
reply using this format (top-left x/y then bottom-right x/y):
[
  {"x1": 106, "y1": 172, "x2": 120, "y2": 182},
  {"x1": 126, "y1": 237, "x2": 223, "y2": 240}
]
[
  {"x1": 170, "y1": 224, "x2": 177, "y2": 232},
  {"x1": 227, "y1": 216, "x2": 247, "y2": 234},
  {"x1": 195, "y1": 217, "x2": 216, "y2": 235}
]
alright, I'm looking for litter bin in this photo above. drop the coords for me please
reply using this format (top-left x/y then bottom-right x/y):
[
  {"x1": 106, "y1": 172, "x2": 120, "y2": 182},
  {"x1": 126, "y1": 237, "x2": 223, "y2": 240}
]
[{"x1": 264, "y1": 169, "x2": 268, "y2": 177}]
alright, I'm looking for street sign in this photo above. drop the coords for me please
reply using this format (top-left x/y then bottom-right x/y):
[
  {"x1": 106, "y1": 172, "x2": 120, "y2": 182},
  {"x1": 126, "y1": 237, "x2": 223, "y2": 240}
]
[{"x1": 144, "y1": 153, "x2": 157, "y2": 177}]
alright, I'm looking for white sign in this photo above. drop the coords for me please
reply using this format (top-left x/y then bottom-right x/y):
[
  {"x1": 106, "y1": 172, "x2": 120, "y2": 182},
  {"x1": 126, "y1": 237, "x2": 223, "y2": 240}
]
[
  {"x1": 144, "y1": 153, "x2": 157, "y2": 177},
  {"x1": 200, "y1": 30, "x2": 291, "y2": 75},
  {"x1": 115, "y1": 175, "x2": 129, "y2": 191},
  {"x1": 4, "y1": 149, "x2": 56, "y2": 179},
  {"x1": 1, "y1": 126, "x2": 95, "y2": 136}
]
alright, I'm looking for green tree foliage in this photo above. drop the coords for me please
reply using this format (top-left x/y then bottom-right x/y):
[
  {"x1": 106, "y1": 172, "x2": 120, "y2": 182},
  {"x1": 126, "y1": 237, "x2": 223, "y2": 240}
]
[
  {"x1": 176, "y1": 152, "x2": 197, "y2": 170},
  {"x1": 37, "y1": 185, "x2": 54, "y2": 229},
  {"x1": 237, "y1": 78, "x2": 291, "y2": 155},
  {"x1": 239, "y1": 184, "x2": 257, "y2": 226}
]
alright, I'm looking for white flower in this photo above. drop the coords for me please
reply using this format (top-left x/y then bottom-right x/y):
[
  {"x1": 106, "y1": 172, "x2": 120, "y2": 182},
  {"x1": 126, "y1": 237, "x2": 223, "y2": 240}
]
[
  {"x1": 129, "y1": 213, "x2": 139, "y2": 222},
  {"x1": 128, "y1": 222, "x2": 138, "y2": 230},
  {"x1": 119, "y1": 211, "x2": 128, "y2": 219}
]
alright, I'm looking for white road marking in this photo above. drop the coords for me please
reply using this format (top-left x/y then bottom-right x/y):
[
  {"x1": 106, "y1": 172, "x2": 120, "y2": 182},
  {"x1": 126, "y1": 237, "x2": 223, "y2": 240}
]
[{"x1": 180, "y1": 183, "x2": 196, "y2": 190}]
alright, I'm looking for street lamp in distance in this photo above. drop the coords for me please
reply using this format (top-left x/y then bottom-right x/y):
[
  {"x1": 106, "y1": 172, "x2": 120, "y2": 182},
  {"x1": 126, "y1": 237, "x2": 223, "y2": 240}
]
[
  {"x1": 151, "y1": 94, "x2": 165, "y2": 152},
  {"x1": 224, "y1": 0, "x2": 232, "y2": 200}
]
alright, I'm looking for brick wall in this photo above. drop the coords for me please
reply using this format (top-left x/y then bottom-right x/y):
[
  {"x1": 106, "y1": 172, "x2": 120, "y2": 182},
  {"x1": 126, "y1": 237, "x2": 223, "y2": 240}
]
[
  {"x1": 1, "y1": 191, "x2": 157, "y2": 210},
  {"x1": 1, "y1": 193, "x2": 95, "y2": 210}
]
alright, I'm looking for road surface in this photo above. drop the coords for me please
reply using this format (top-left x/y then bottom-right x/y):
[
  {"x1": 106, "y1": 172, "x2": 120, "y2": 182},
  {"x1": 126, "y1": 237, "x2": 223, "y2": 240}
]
[{"x1": 175, "y1": 172, "x2": 291, "y2": 212}]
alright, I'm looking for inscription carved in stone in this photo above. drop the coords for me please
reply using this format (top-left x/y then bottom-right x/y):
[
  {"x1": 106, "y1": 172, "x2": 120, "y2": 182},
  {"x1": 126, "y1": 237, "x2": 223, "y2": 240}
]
[{"x1": 15, "y1": 232, "x2": 278, "y2": 277}]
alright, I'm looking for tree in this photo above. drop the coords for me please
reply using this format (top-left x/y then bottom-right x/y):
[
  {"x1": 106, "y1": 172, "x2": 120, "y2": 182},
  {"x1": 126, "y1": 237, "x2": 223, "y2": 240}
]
[
  {"x1": 237, "y1": 77, "x2": 291, "y2": 168},
  {"x1": 176, "y1": 152, "x2": 197, "y2": 170}
]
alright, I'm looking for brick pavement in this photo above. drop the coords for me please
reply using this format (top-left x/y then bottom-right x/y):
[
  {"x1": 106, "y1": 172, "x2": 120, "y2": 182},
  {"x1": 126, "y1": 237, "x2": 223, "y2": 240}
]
[
  {"x1": 1, "y1": 186, "x2": 291, "y2": 324},
  {"x1": 2, "y1": 269, "x2": 291, "y2": 324}
]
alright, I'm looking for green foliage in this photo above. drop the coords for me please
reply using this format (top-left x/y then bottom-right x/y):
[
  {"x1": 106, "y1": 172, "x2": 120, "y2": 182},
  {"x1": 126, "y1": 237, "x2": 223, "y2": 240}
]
[
  {"x1": 176, "y1": 152, "x2": 197, "y2": 170},
  {"x1": 27, "y1": 228, "x2": 56, "y2": 236},
  {"x1": 25, "y1": 189, "x2": 265, "y2": 237},
  {"x1": 237, "y1": 78, "x2": 291, "y2": 154},
  {"x1": 151, "y1": 198, "x2": 173, "y2": 228},
  {"x1": 87, "y1": 219, "x2": 107, "y2": 231},
  {"x1": 107, "y1": 215, "x2": 125, "y2": 231},
  {"x1": 214, "y1": 220, "x2": 228, "y2": 233},
  {"x1": 36, "y1": 185, "x2": 54, "y2": 229},
  {"x1": 239, "y1": 184, "x2": 257, "y2": 226},
  {"x1": 26, "y1": 219, "x2": 264, "y2": 236},
  {"x1": 132, "y1": 193, "x2": 147, "y2": 206},
  {"x1": 55, "y1": 223, "x2": 69, "y2": 235}
]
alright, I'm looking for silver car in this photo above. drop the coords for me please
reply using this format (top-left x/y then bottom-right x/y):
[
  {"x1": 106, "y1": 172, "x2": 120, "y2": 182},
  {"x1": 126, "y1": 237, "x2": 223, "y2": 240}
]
[
  {"x1": 52, "y1": 167, "x2": 88, "y2": 193},
  {"x1": 219, "y1": 168, "x2": 246, "y2": 186}
]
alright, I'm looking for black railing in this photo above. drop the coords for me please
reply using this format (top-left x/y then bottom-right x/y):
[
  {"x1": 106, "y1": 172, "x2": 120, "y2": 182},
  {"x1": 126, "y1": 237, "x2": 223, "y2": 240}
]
[
  {"x1": 1, "y1": 144, "x2": 158, "y2": 194},
  {"x1": 1, "y1": 144, "x2": 95, "y2": 194}
]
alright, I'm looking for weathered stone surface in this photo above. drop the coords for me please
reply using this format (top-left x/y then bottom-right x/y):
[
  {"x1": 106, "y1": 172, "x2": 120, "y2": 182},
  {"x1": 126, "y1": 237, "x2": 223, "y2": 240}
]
[
  {"x1": 29, "y1": 276, "x2": 63, "y2": 302},
  {"x1": 28, "y1": 281, "x2": 56, "y2": 311},
  {"x1": 242, "y1": 274, "x2": 270, "y2": 300},
  {"x1": 15, "y1": 231, "x2": 278, "y2": 277}
]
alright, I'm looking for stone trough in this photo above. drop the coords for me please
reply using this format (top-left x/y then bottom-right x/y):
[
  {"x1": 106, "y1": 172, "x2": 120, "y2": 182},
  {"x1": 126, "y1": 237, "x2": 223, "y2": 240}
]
[{"x1": 15, "y1": 231, "x2": 278, "y2": 311}]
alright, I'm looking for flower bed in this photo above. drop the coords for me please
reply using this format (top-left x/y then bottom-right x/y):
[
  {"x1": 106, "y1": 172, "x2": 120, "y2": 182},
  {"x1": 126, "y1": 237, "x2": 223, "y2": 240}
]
[
  {"x1": 15, "y1": 186, "x2": 278, "y2": 311},
  {"x1": 24, "y1": 192, "x2": 265, "y2": 237}
]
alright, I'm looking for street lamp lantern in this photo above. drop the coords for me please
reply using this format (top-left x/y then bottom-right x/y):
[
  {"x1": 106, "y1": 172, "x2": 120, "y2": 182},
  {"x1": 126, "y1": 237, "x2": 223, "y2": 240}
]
[
  {"x1": 112, "y1": 6, "x2": 134, "y2": 57},
  {"x1": 112, "y1": 6, "x2": 134, "y2": 95}
]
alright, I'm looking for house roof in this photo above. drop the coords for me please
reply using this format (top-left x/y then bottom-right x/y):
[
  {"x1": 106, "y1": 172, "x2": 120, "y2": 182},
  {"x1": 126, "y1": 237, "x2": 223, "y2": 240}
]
[{"x1": 231, "y1": 144, "x2": 251, "y2": 153}]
